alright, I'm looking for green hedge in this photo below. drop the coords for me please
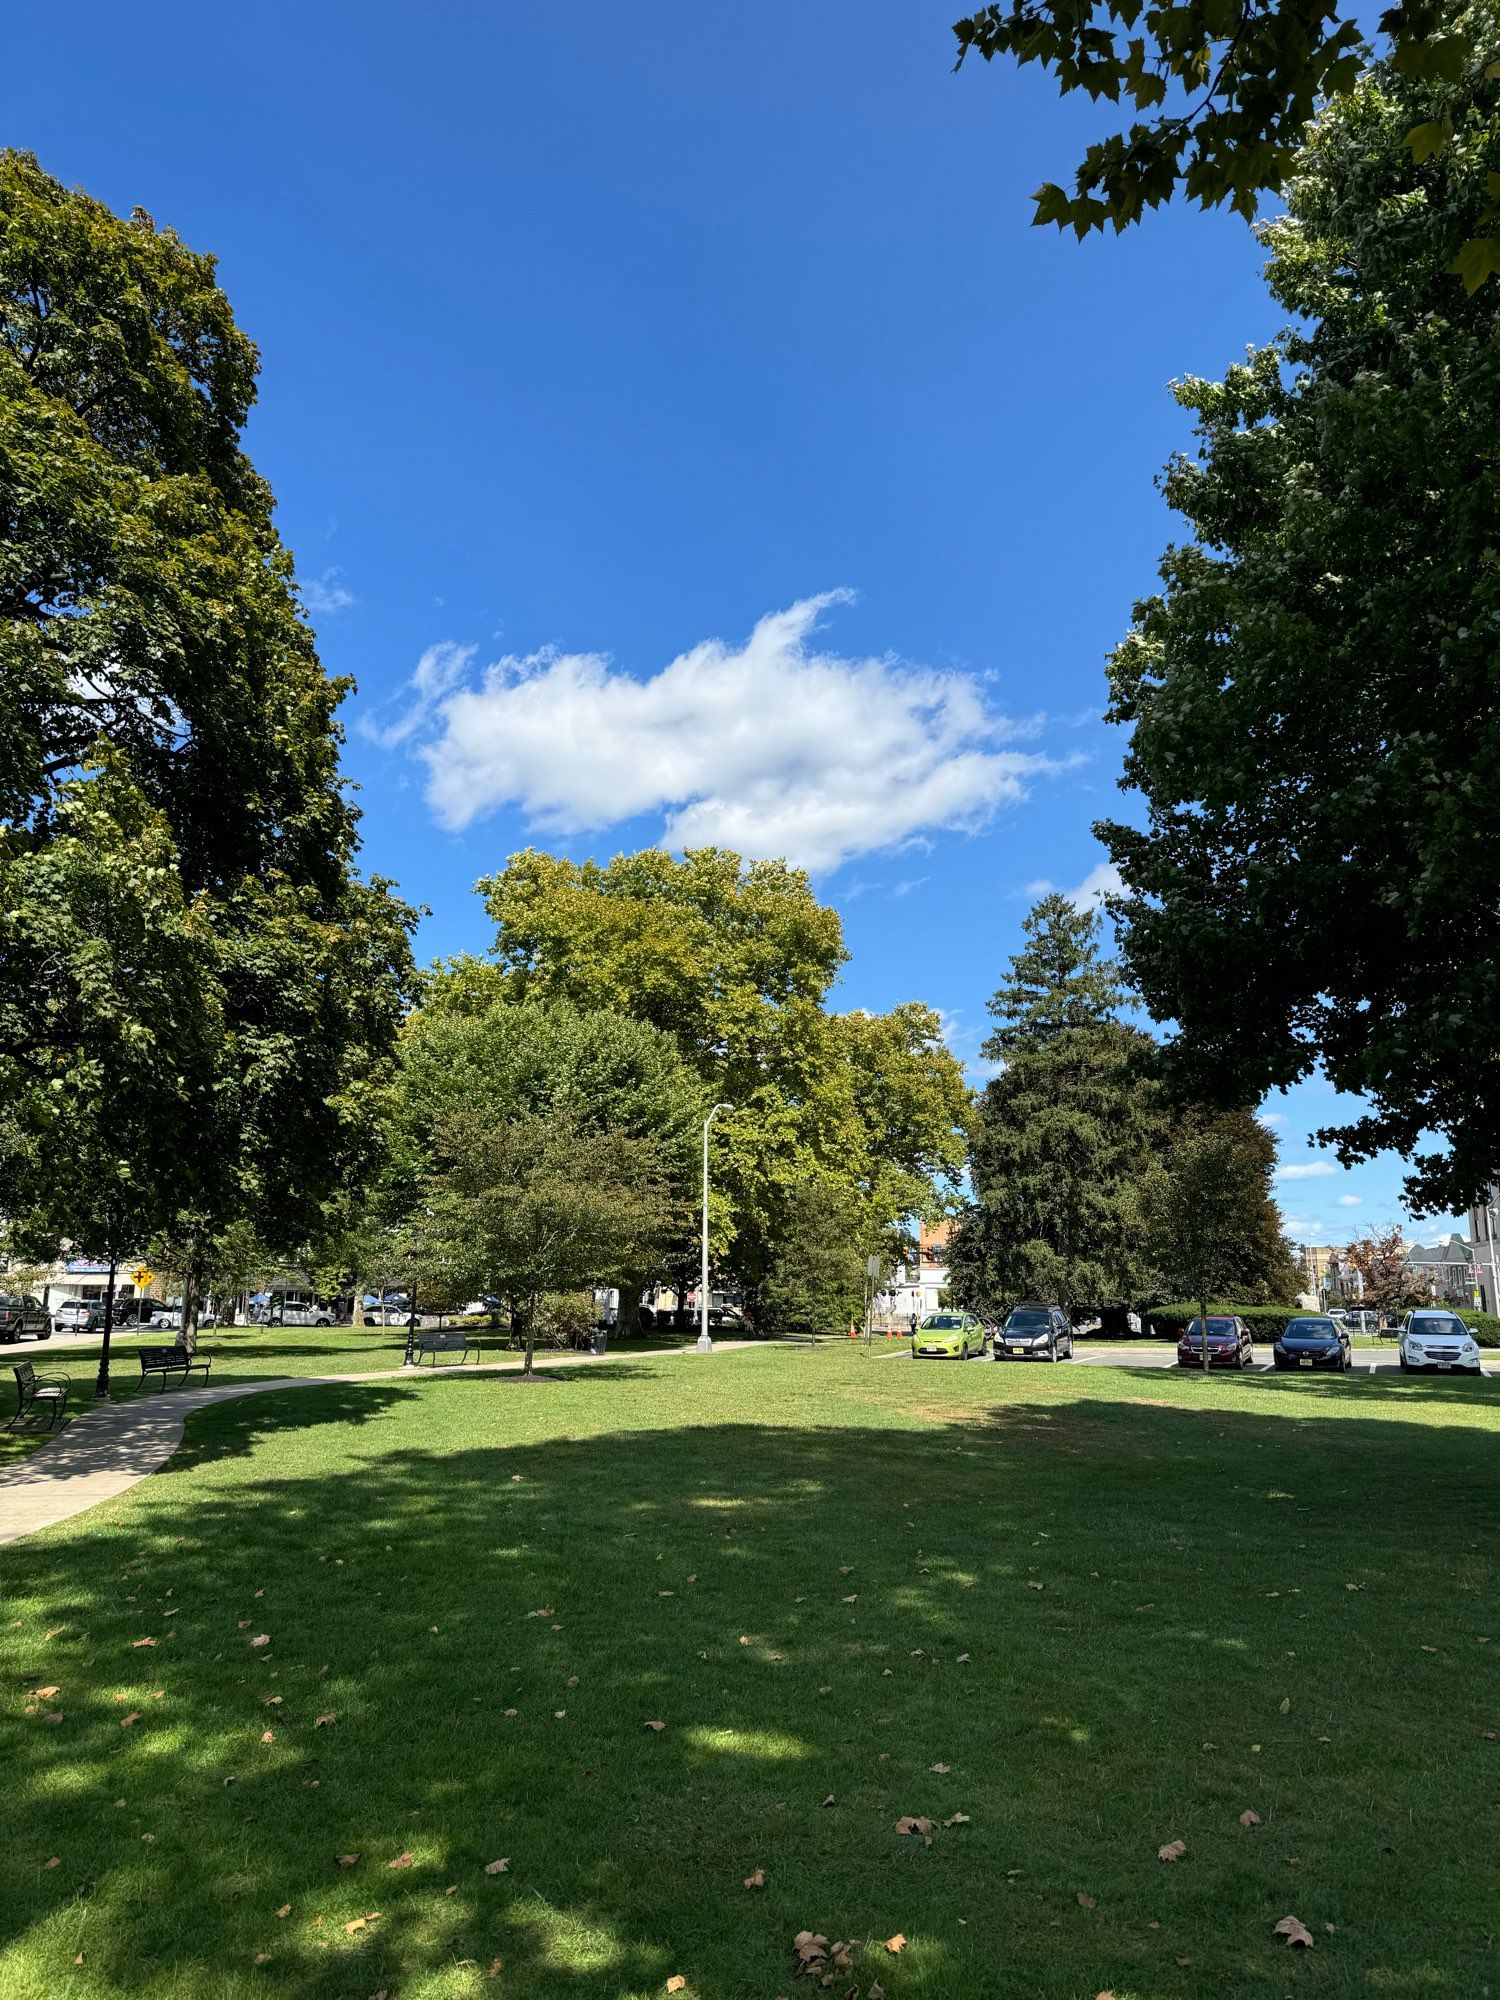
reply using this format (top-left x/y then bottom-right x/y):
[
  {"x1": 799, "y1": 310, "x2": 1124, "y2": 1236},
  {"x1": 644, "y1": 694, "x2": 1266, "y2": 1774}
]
[{"x1": 1450, "y1": 1309, "x2": 1500, "y2": 1347}]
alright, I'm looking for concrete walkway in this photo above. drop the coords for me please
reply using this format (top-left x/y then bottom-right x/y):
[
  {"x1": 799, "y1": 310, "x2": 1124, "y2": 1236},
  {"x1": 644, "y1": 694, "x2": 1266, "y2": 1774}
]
[{"x1": 0, "y1": 1341, "x2": 753, "y2": 1549}]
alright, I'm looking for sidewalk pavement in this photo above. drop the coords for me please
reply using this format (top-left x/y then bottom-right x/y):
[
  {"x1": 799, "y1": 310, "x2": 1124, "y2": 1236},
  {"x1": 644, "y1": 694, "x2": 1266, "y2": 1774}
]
[{"x1": 0, "y1": 1341, "x2": 753, "y2": 1549}]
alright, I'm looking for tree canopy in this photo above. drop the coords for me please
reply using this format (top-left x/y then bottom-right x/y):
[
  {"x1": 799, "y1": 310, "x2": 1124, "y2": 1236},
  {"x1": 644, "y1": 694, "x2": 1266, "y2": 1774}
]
[
  {"x1": 462, "y1": 848, "x2": 970, "y2": 1299},
  {"x1": 0, "y1": 150, "x2": 417, "y2": 1261},
  {"x1": 1099, "y1": 50, "x2": 1500, "y2": 1214},
  {"x1": 1147, "y1": 1109, "x2": 1299, "y2": 1320},
  {"x1": 951, "y1": 0, "x2": 1500, "y2": 285},
  {"x1": 950, "y1": 894, "x2": 1161, "y2": 1312}
]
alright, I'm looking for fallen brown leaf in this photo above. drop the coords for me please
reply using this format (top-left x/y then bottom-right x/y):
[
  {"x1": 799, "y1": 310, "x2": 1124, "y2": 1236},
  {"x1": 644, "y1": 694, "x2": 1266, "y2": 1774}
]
[
  {"x1": 884, "y1": 1934, "x2": 906, "y2": 1953},
  {"x1": 1157, "y1": 1839, "x2": 1187, "y2": 1863},
  {"x1": 743, "y1": 1868, "x2": 766, "y2": 1889},
  {"x1": 315, "y1": 1712, "x2": 336, "y2": 1727},
  {"x1": 1273, "y1": 1915, "x2": 1314, "y2": 1949},
  {"x1": 1239, "y1": 1809, "x2": 1261, "y2": 1827},
  {"x1": 131, "y1": 1638, "x2": 157, "y2": 1649},
  {"x1": 666, "y1": 1979, "x2": 688, "y2": 1994},
  {"x1": 1077, "y1": 1891, "x2": 1095, "y2": 1908},
  {"x1": 387, "y1": 1851, "x2": 413, "y2": 1869},
  {"x1": 34, "y1": 1685, "x2": 59, "y2": 1699},
  {"x1": 484, "y1": 1857, "x2": 509, "y2": 1875},
  {"x1": 121, "y1": 1711, "x2": 141, "y2": 1728},
  {"x1": 335, "y1": 1854, "x2": 360, "y2": 1868},
  {"x1": 251, "y1": 1635, "x2": 269, "y2": 1648},
  {"x1": 894, "y1": 1815, "x2": 935, "y2": 1842},
  {"x1": 930, "y1": 1761, "x2": 950, "y2": 1774},
  {"x1": 821, "y1": 1794, "x2": 836, "y2": 1807},
  {"x1": 644, "y1": 1719, "x2": 666, "y2": 1732},
  {"x1": 260, "y1": 1730, "x2": 275, "y2": 1744},
  {"x1": 942, "y1": 1811, "x2": 970, "y2": 1828},
  {"x1": 276, "y1": 1904, "x2": 291, "y2": 1918}
]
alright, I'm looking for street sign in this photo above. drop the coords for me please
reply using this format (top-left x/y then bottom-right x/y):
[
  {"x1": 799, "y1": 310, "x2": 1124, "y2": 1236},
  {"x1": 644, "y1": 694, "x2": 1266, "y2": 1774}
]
[
  {"x1": 131, "y1": 1265, "x2": 155, "y2": 1291},
  {"x1": 865, "y1": 1254, "x2": 881, "y2": 1279}
]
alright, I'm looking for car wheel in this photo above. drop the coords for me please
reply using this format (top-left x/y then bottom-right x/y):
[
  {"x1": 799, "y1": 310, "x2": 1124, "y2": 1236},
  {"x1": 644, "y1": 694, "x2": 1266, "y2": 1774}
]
[{"x1": 1398, "y1": 1355, "x2": 1409, "y2": 1373}]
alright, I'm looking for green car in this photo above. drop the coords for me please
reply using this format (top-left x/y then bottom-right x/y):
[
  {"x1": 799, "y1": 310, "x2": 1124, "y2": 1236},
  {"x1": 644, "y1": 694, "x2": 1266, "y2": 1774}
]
[{"x1": 912, "y1": 1311, "x2": 987, "y2": 1360}]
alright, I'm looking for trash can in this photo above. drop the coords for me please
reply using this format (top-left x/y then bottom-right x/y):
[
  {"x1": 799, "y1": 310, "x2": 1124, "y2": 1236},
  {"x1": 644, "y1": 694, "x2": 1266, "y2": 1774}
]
[{"x1": 591, "y1": 1325, "x2": 608, "y2": 1356}]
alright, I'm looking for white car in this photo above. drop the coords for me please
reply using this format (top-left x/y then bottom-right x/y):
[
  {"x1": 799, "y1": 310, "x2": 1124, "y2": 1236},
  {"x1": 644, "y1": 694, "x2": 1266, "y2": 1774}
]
[
  {"x1": 153, "y1": 1304, "x2": 219, "y2": 1331},
  {"x1": 51, "y1": 1298, "x2": 93, "y2": 1330},
  {"x1": 1399, "y1": 1311, "x2": 1483, "y2": 1376}
]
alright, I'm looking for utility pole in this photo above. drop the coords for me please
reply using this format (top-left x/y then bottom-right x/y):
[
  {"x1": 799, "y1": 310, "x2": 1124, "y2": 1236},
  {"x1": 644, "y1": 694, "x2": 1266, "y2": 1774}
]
[{"x1": 698, "y1": 1104, "x2": 732, "y2": 1353}]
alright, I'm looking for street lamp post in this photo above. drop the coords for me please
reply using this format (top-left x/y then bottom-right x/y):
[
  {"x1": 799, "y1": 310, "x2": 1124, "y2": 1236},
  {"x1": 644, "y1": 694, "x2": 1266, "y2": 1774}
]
[{"x1": 698, "y1": 1103, "x2": 732, "y2": 1353}]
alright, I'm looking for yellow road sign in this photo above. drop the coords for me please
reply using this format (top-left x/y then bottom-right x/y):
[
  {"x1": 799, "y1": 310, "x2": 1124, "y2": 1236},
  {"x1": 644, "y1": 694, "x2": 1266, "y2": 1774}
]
[{"x1": 131, "y1": 1265, "x2": 155, "y2": 1290}]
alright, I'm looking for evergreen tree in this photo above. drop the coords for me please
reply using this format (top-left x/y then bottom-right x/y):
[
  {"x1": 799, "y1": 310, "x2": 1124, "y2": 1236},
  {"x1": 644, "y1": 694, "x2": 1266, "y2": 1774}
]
[{"x1": 950, "y1": 895, "x2": 1159, "y2": 1314}]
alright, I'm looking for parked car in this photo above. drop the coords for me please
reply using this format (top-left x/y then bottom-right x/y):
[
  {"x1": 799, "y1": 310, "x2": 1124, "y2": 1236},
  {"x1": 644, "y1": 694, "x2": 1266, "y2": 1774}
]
[
  {"x1": 1398, "y1": 1310, "x2": 1483, "y2": 1376},
  {"x1": 0, "y1": 1292, "x2": 52, "y2": 1343},
  {"x1": 1176, "y1": 1315, "x2": 1254, "y2": 1369},
  {"x1": 1273, "y1": 1314, "x2": 1351, "y2": 1372},
  {"x1": 912, "y1": 1311, "x2": 988, "y2": 1360},
  {"x1": 994, "y1": 1302, "x2": 1073, "y2": 1361},
  {"x1": 462, "y1": 1296, "x2": 504, "y2": 1321},
  {"x1": 152, "y1": 1303, "x2": 219, "y2": 1332},
  {"x1": 51, "y1": 1297, "x2": 94, "y2": 1331}
]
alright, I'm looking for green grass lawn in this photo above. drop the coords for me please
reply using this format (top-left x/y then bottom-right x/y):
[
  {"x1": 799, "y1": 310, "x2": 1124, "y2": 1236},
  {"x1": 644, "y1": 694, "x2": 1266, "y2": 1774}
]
[
  {"x1": 0, "y1": 1324, "x2": 693, "y2": 1467},
  {"x1": 1, "y1": 1347, "x2": 1496, "y2": 2000}
]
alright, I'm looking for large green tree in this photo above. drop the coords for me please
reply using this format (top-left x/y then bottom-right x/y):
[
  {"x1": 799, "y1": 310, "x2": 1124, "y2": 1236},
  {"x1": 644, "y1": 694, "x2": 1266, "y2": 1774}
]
[
  {"x1": 0, "y1": 151, "x2": 416, "y2": 1277},
  {"x1": 1100, "y1": 50, "x2": 1500, "y2": 1215},
  {"x1": 950, "y1": 894, "x2": 1160, "y2": 1313},
  {"x1": 383, "y1": 993, "x2": 703, "y2": 1332},
  {"x1": 464, "y1": 848, "x2": 969, "y2": 1298},
  {"x1": 1146, "y1": 1108, "x2": 1300, "y2": 1334},
  {"x1": 951, "y1": 0, "x2": 1500, "y2": 285}
]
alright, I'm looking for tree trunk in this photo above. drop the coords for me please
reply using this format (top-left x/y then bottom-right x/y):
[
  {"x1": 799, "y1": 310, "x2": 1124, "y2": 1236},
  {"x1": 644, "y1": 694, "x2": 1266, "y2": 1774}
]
[
  {"x1": 181, "y1": 1253, "x2": 200, "y2": 1354},
  {"x1": 352, "y1": 1286, "x2": 366, "y2": 1328},
  {"x1": 95, "y1": 1257, "x2": 118, "y2": 1401}
]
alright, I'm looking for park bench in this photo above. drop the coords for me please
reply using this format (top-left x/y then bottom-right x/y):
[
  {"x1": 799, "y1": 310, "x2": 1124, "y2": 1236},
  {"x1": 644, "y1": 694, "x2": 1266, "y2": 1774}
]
[
  {"x1": 8, "y1": 1361, "x2": 70, "y2": 1432},
  {"x1": 138, "y1": 1346, "x2": 213, "y2": 1392},
  {"x1": 416, "y1": 1328, "x2": 479, "y2": 1365}
]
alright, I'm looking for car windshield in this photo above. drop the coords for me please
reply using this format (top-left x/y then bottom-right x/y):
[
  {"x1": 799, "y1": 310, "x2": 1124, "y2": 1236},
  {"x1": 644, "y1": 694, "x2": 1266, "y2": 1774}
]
[
  {"x1": 920, "y1": 1314, "x2": 964, "y2": 1331},
  {"x1": 1412, "y1": 1316, "x2": 1465, "y2": 1337},
  {"x1": 1006, "y1": 1309, "x2": 1051, "y2": 1330},
  {"x1": 1285, "y1": 1318, "x2": 1337, "y2": 1337},
  {"x1": 1189, "y1": 1318, "x2": 1237, "y2": 1335}
]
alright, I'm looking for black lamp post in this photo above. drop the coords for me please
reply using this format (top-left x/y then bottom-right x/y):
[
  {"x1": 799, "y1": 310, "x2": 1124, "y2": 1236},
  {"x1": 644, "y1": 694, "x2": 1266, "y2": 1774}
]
[{"x1": 94, "y1": 1256, "x2": 118, "y2": 1402}]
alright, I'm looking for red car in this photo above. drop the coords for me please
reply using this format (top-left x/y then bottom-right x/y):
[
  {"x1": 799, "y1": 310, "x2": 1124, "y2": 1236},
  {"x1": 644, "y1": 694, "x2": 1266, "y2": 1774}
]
[{"x1": 1176, "y1": 1315, "x2": 1254, "y2": 1369}]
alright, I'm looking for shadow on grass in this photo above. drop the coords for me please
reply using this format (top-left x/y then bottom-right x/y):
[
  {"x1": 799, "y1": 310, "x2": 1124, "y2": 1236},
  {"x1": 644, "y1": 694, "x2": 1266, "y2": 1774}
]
[{"x1": 0, "y1": 1381, "x2": 1496, "y2": 1999}]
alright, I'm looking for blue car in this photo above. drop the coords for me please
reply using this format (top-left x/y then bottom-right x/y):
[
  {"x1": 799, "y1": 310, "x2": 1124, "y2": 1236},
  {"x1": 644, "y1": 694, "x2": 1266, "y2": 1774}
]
[{"x1": 1273, "y1": 1315, "x2": 1352, "y2": 1372}]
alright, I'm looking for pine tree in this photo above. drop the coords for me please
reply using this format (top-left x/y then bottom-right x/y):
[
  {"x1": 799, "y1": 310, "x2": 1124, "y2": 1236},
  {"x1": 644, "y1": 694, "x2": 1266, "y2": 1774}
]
[{"x1": 950, "y1": 895, "x2": 1159, "y2": 1314}]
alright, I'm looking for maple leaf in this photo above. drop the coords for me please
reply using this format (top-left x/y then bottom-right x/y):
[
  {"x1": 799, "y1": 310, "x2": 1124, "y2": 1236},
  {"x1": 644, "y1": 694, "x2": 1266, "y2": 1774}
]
[
  {"x1": 884, "y1": 1933, "x2": 906, "y2": 1953},
  {"x1": 387, "y1": 1851, "x2": 414, "y2": 1869},
  {"x1": 121, "y1": 1712, "x2": 141, "y2": 1728},
  {"x1": 484, "y1": 1858, "x2": 509, "y2": 1874},
  {"x1": 929, "y1": 1762, "x2": 950, "y2": 1774},
  {"x1": 45, "y1": 1857, "x2": 60, "y2": 1869},
  {"x1": 250, "y1": 1635, "x2": 270, "y2": 1649},
  {"x1": 894, "y1": 1816, "x2": 935, "y2": 1838},
  {"x1": 1077, "y1": 1891, "x2": 1095, "y2": 1908},
  {"x1": 276, "y1": 1904, "x2": 291, "y2": 1918},
  {"x1": 1273, "y1": 1915, "x2": 1314, "y2": 1949},
  {"x1": 315, "y1": 1712, "x2": 336, "y2": 1727},
  {"x1": 335, "y1": 1853, "x2": 360, "y2": 1867},
  {"x1": 942, "y1": 1812, "x2": 970, "y2": 1828},
  {"x1": 666, "y1": 1978, "x2": 688, "y2": 1993},
  {"x1": 34, "y1": 1685, "x2": 59, "y2": 1699},
  {"x1": 132, "y1": 1638, "x2": 157, "y2": 1649},
  {"x1": 1239, "y1": 1809, "x2": 1261, "y2": 1827},
  {"x1": 260, "y1": 1730, "x2": 275, "y2": 1744},
  {"x1": 1157, "y1": 1839, "x2": 1186, "y2": 1862},
  {"x1": 744, "y1": 1867, "x2": 766, "y2": 1888}
]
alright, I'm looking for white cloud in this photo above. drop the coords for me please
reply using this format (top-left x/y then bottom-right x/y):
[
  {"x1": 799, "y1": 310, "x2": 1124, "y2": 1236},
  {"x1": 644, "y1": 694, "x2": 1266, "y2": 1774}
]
[
  {"x1": 301, "y1": 567, "x2": 355, "y2": 616},
  {"x1": 372, "y1": 593, "x2": 1066, "y2": 873},
  {"x1": 1337, "y1": 1194, "x2": 1362, "y2": 1208},
  {"x1": 1258, "y1": 1108, "x2": 1288, "y2": 1129},
  {"x1": 362, "y1": 643, "x2": 477, "y2": 749},
  {"x1": 1069, "y1": 861, "x2": 1124, "y2": 911},
  {"x1": 1277, "y1": 1161, "x2": 1337, "y2": 1182}
]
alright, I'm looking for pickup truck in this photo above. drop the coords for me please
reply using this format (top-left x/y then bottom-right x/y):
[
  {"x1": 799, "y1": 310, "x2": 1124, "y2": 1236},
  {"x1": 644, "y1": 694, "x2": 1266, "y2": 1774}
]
[{"x1": 0, "y1": 1292, "x2": 53, "y2": 1343}]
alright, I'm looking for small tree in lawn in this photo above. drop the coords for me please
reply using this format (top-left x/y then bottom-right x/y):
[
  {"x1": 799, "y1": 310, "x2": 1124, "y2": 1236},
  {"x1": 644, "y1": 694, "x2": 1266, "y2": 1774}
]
[
  {"x1": 416, "y1": 1110, "x2": 678, "y2": 1376},
  {"x1": 1149, "y1": 1114, "x2": 1274, "y2": 1375},
  {"x1": 1345, "y1": 1228, "x2": 1420, "y2": 1317}
]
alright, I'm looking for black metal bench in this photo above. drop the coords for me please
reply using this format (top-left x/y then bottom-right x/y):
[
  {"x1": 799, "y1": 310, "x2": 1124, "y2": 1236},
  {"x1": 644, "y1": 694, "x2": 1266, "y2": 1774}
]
[
  {"x1": 416, "y1": 1328, "x2": 479, "y2": 1365},
  {"x1": 138, "y1": 1346, "x2": 213, "y2": 1392},
  {"x1": 9, "y1": 1361, "x2": 70, "y2": 1431}
]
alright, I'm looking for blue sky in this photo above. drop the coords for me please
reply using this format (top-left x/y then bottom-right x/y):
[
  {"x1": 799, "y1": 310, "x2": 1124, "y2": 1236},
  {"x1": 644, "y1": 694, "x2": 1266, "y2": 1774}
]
[{"x1": 3, "y1": 0, "x2": 1460, "y2": 1247}]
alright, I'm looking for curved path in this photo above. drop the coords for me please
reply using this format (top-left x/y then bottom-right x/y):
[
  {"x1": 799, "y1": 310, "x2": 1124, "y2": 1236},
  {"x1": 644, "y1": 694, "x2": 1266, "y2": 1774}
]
[{"x1": 0, "y1": 1342, "x2": 753, "y2": 1549}]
